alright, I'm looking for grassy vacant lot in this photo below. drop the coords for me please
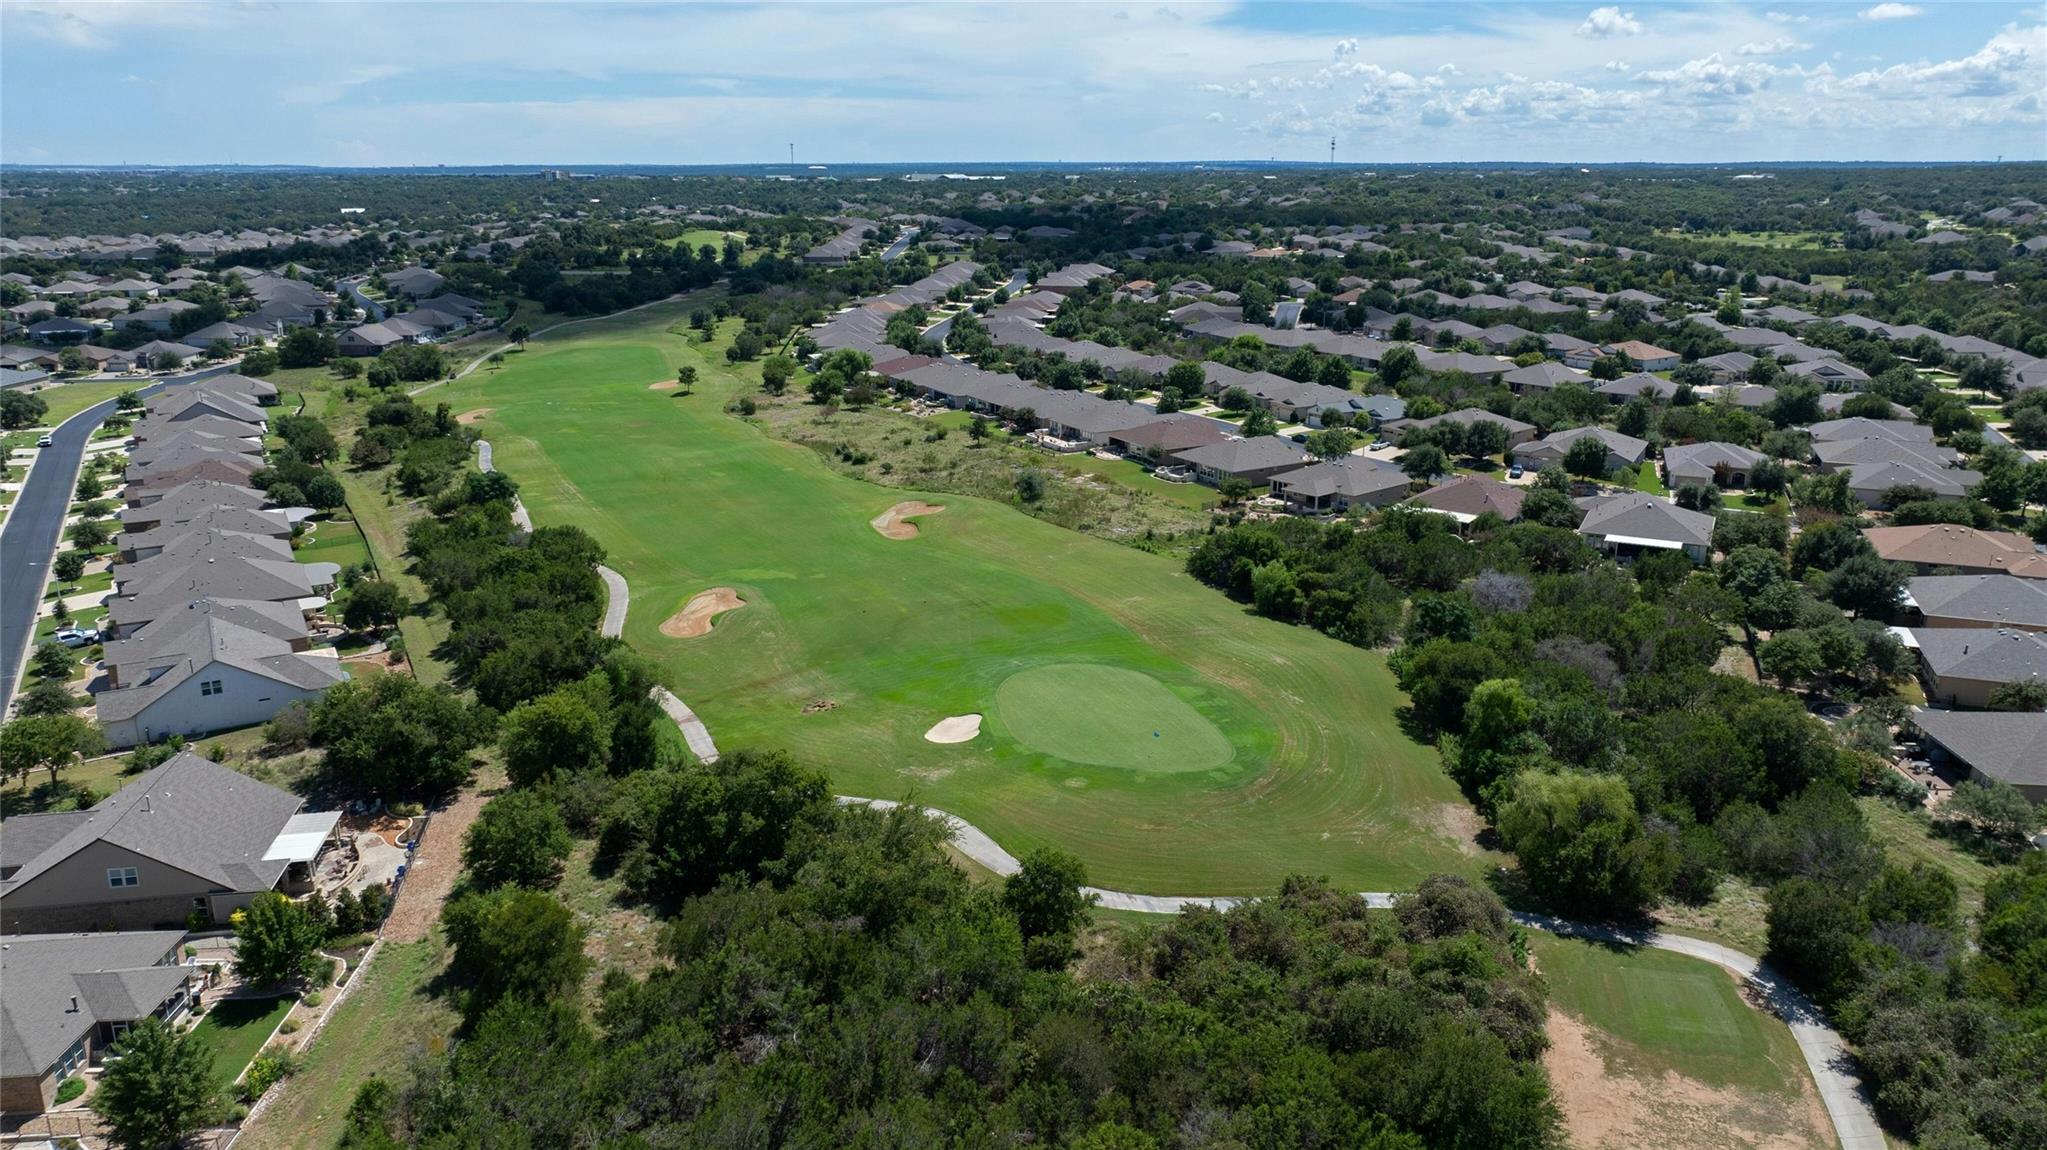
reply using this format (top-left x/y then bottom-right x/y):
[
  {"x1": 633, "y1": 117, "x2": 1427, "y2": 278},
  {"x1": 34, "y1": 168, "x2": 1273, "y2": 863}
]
[
  {"x1": 1657, "y1": 228, "x2": 1835, "y2": 251},
  {"x1": 25, "y1": 380, "x2": 137, "y2": 426},
  {"x1": 438, "y1": 303, "x2": 1476, "y2": 895},
  {"x1": 235, "y1": 938, "x2": 458, "y2": 1150},
  {"x1": 1534, "y1": 933, "x2": 1830, "y2": 1149},
  {"x1": 190, "y1": 995, "x2": 294, "y2": 1089}
]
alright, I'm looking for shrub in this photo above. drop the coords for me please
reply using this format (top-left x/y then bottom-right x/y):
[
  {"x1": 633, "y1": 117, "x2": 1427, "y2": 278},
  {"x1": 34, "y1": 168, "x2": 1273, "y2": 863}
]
[{"x1": 54, "y1": 1077, "x2": 85, "y2": 1104}]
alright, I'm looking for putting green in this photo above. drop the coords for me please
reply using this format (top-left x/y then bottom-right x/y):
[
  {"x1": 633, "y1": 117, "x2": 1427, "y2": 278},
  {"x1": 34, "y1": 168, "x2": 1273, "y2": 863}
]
[{"x1": 995, "y1": 663, "x2": 1235, "y2": 773}]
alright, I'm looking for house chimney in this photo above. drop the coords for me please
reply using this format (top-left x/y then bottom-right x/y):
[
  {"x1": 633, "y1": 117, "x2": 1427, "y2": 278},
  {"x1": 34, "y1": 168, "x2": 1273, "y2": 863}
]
[
  {"x1": 69, "y1": 995, "x2": 79, "y2": 1012},
  {"x1": 141, "y1": 794, "x2": 151, "y2": 813}
]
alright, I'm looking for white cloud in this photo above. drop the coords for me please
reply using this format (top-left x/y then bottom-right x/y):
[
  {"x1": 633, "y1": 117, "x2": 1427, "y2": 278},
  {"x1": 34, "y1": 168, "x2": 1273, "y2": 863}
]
[
  {"x1": 1637, "y1": 53, "x2": 1786, "y2": 97},
  {"x1": 1834, "y1": 22, "x2": 2045, "y2": 98},
  {"x1": 1604, "y1": 59, "x2": 1631, "y2": 72},
  {"x1": 1765, "y1": 11, "x2": 1809, "y2": 23},
  {"x1": 1737, "y1": 38, "x2": 1809, "y2": 56},
  {"x1": 1205, "y1": 111, "x2": 1223, "y2": 122},
  {"x1": 1577, "y1": 7, "x2": 1643, "y2": 38},
  {"x1": 1333, "y1": 38, "x2": 1358, "y2": 58},
  {"x1": 1860, "y1": 4, "x2": 1923, "y2": 20}
]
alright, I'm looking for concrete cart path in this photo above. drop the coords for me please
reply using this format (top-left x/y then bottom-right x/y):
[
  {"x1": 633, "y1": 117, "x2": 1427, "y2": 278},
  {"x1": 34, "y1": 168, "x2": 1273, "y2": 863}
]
[
  {"x1": 832, "y1": 795, "x2": 1887, "y2": 1150},
  {"x1": 472, "y1": 439, "x2": 532, "y2": 530},
  {"x1": 596, "y1": 564, "x2": 628, "y2": 638},
  {"x1": 652, "y1": 686, "x2": 719, "y2": 764}
]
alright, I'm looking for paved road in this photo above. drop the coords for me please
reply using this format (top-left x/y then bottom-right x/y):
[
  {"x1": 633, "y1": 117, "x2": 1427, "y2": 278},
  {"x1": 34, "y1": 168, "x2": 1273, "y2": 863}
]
[
  {"x1": 830, "y1": 794, "x2": 1887, "y2": 1150},
  {"x1": 335, "y1": 277, "x2": 385, "y2": 322},
  {"x1": 595, "y1": 565, "x2": 628, "y2": 637},
  {"x1": 0, "y1": 368, "x2": 227, "y2": 709},
  {"x1": 879, "y1": 227, "x2": 920, "y2": 262}
]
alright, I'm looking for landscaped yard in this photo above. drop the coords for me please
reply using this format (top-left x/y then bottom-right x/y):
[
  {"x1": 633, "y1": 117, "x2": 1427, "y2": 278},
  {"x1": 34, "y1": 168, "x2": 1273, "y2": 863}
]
[
  {"x1": 189, "y1": 995, "x2": 295, "y2": 1089},
  {"x1": 434, "y1": 301, "x2": 1480, "y2": 896},
  {"x1": 234, "y1": 938, "x2": 458, "y2": 1150},
  {"x1": 23, "y1": 380, "x2": 139, "y2": 427}
]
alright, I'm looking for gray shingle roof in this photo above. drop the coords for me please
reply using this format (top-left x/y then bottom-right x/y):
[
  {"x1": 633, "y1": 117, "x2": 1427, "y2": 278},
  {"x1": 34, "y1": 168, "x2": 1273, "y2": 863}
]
[
  {"x1": 0, "y1": 932, "x2": 188, "y2": 1078},
  {"x1": 1908, "y1": 575, "x2": 2047, "y2": 629},
  {"x1": 1577, "y1": 493, "x2": 1714, "y2": 549},
  {"x1": 1269, "y1": 456, "x2": 1410, "y2": 500},
  {"x1": 0, "y1": 753, "x2": 308, "y2": 900},
  {"x1": 1911, "y1": 627, "x2": 2047, "y2": 685},
  {"x1": 1911, "y1": 708, "x2": 2047, "y2": 788}
]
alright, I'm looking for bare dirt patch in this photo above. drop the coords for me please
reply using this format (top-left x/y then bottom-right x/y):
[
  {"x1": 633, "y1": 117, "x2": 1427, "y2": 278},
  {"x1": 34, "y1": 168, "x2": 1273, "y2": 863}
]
[
  {"x1": 647, "y1": 380, "x2": 678, "y2": 391},
  {"x1": 801, "y1": 698, "x2": 839, "y2": 715},
  {"x1": 871, "y1": 500, "x2": 945, "y2": 539},
  {"x1": 1543, "y1": 1009, "x2": 1829, "y2": 1150},
  {"x1": 924, "y1": 713, "x2": 983, "y2": 744},
  {"x1": 659, "y1": 586, "x2": 744, "y2": 638},
  {"x1": 455, "y1": 408, "x2": 494, "y2": 425},
  {"x1": 382, "y1": 787, "x2": 488, "y2": 943},
  {"x1": 1433, "y1": 802, "x2": 1488, "y2": 857}
]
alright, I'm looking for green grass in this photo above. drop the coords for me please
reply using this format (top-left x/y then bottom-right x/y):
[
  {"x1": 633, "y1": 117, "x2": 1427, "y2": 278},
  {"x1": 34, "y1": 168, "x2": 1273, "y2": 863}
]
[
  {"x1": 1533, "y1": 934, "x2": 1811, "y2": 1097},
  {"x1": 234, "y1": 938, "x2": 458, "y2": 1150},
  {"x1": 189, "y1": 995, "x2": 294, "y2": 1088},
  {"x1": 1045, "y1": 453, "x2": 1217, "y2": 511},
  {"x1": 995, "y1": 663, "x2": 1238, "y2": 773},
  {"x1": 436, "y1": 303, "x2": 1474, "y2": 895},
  {"x1": 294, "y1": 515, "x2": 373, "y2": 572},
  {"x1": 25, "y1": 381, "x2": 138, "y2": 426},
  {"x1": 1631, "y1": 465, "x2": 1668, "y2": 496},
  {"x1": 1655, "y1": 228, "x2": 1833, "y2": 251}
]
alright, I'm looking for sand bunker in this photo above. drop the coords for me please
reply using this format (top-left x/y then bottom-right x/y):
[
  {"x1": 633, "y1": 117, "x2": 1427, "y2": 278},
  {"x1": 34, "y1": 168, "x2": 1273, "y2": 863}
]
[
  {"x1": 924, "y1": 714, "x2": 983, "y2": 744},
  {"x1": 659, "y1": 587, "x2": 745, "y2": 638},
  {"x1": 456, "y1": 408, "x2": 494, "y2": 425},
  {"x1": 647, "y1": 380, "x2": 678, "y2": 391},
  {"x1": 871, "y1": 501, "x2": 946, "y2": 539}
]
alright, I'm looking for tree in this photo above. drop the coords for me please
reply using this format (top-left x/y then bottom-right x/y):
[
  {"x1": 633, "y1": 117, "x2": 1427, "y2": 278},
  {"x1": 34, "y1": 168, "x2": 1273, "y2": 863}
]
[
  {"x1": 1240, "y1": 407, "x2": 1278, "y2": 437},
  {"x1": 276, "y1": 414, "x2": 339, "y2": 463},
  {"x1": 52, "y1": 550, "x2": 87, "y2": 583},
  {"x1": 1002, "y1": 847, "x2": 1096, "y2": 969},
  {"x1": 1378, "y1": 344, "x2": 1421, "y2": 389},
  {"x1": 443, "y1": 887, "x2": 588, "y2": 1017},
  {"x1": 1985, "y1": 678, "x2": 2047, "y2": 712},
  {"x1": 1674, "y1": 483, "x2": 1722, "y2": 512},
  {"x1": 1401, "y1": 444, "x2": 1448, "y2": 482},
  {"x1": 92, "y1": 1019, "x2": 222, "y2": 1150},
  {"x1": 14, "y1": 677, "x2": 83, "y2": 717},
  {"x1": 70, "y1": 518, "x2": 111, "y2": 550},
  {"x1": 501, "y1": 684, "x2": 612, "y2": 787},
  {"x1": 1767, "y1": 877, "x2": 1867, "y2": 1005},
  {"x1": 240, "y1": 347, "x2": 280, "y2": 376},
  {"x1": 968, "y1": 414, "x2": 990, "y2": 443},
  {"x1": 760, "y1": 354, "x2": 795, "y2": 395},
  {"x1": 1217, "y1": 476, "x2": 1254, "y2": 504},
  {"x1": 0, "y1": 390, "x2": 48, "y2": 429},
  {"x1": 1307, "y1": 426, "x2": 1355, "y2": 459},
  {"x1": 310, "y1": 675, "x2": 484, "y2": 799},
  {"x1": 278, "y1": 326, "x2": 339, "y2": 368},
  {"x1": 31, "y1": 639, "x2": 73, "y2": 680},
  {"x1": 235, "y1": 891, "x2": 326, "y2": 987},
  {"x1": 1562, "y1": 435, "x2": 1610, "y2": 479},
  {"x1": 75, "y1": 472, "x2": 104, "y2": 501},
  {"x1": 508, "y1": 322, "x2": 532, "y2": 346},
  {"x1": 1944, "y1": 778, "x2": 2036, "y2": 842},
  {"x1": 1825, "y1": 553, "x2": 1908, "y2": 619},
  {"x1": 1496, "y1": 771, "x2": 1673, "y2": 916},
  {"x1": 0, "y1": 713, "x2": 103, "y2": 787},
  {"x1": 464, "y1": 789, "x2": 572, "y2": 890},
  {"x1": 341, "y1": 578, "x2": 407, "y2": 632},
  {"x1": 1461, "y1": 419, "x2": 1509, "y2": 460}
]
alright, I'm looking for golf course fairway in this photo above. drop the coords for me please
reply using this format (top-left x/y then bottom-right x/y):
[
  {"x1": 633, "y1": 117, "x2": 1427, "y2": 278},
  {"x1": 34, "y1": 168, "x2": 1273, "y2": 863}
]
[{"x1": 438, "y1": 307, "x2": 1481, "y2": 895}]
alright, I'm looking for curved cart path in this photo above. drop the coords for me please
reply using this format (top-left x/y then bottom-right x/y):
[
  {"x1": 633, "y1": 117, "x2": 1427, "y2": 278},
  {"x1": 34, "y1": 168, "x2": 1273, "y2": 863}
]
[
  {"x1": 596, "y1": 565, "x2": 628, "y2": 637},
  {"x1": 831, "y1": 796, "x2": 1886, "y2": 1150}
]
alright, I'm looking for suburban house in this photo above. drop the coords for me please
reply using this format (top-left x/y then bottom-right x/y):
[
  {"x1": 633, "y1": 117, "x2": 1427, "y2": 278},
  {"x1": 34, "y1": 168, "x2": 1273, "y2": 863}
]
[
  {"x1": 1906, "y1": 575, "x2": 2047, "y2": 632},
  {"x1": 1173, "y1": 436, "x2": 1314, "y2": 486},
  {"x1": 1410, "y1": 475, "x2": 1526, "y2": 524},
  {"x1": 1595, "y1": 373, "x2": 1681, "y2": 405},
  {"x1": 1865, "y1": 525, "x2": 2047, "y2": 578},
  {"x1": 1663, "y1": 441, "x2": 1767, "y2": 490},
  {"x1": 1512, "y1": 426, "x2": 1647, "y2": 474},
  {"x1": 1575, "y1": 493, "x2": 1714, "y2": 563},
  {"x1": 382, "y1": 265, "x2": 446, "y2": 298},
  {"x1": 94, "y1": 608, "x2": 347, "y2": 748},
  {"x1": 1267, "y1": 456, "x2": 1411, "y2": 514},
  {"x1": 1108, "y1": 416, "x2": 1235, "y2": 462},
  {"x1": 0, "y1": 752, "x2": 340, "y2": 933},
  {"x1": 337, "y1": 322, "x2": 406, "y2": 356},
  {"x1": 1842, "y1": 458, "x2": 1982, "y2": 508},
  {"x1": 0, "y1": 931, "x2": 199, "y2": 1113},
  {"x1": 1607, "y1": 340, "x2": 1681, "y2": 371},
  {"x1": 1389, "y1": 407, "x2": 1538, "y2": 449},
  {"x1": 1782, "y1": 359, "x2": 1872, "y2": 390},
  {"x1": 1902, "y1": 627, "x2": 2047, "y2": 708},
  {"x1": 1502, "y1": 361, "x2": 1589, "y2": 395},
  {"x1": 1909, "y1": 709, "x2": 2047, "y2": 805},
  {"x1": 1697, "y1": 351, "x2": 1758, "y2": 382}
]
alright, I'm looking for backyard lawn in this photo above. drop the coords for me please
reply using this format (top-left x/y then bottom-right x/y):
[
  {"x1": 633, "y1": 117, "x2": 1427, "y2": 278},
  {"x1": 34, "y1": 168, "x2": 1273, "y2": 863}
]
[
  {"x1": 189, "y1": 995, "x2": 295, "y2": 1089},
  {"x1": 435, "y1": 302, "x2": 1479, "y2": 896}
]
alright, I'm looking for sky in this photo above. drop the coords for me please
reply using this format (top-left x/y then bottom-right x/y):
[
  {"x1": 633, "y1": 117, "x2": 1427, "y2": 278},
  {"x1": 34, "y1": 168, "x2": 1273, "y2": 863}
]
[{"x1": 2, "y1": 1, "x2": 2042, "y2": 166}]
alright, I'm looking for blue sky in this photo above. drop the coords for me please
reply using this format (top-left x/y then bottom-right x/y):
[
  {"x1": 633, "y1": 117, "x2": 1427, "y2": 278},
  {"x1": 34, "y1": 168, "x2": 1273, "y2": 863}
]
[{"x1": 2, "y1": 2, "x2": 2041, "y2": 165}]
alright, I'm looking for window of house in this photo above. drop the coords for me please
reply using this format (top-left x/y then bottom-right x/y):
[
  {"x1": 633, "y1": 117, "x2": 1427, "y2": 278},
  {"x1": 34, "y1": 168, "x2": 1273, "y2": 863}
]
[
  {"x1": 200, "y1": 679, "x2": 224, "y2": 696},
  {"x1": 107, "y1": 866, "x2": 139, "y2": 888}
]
